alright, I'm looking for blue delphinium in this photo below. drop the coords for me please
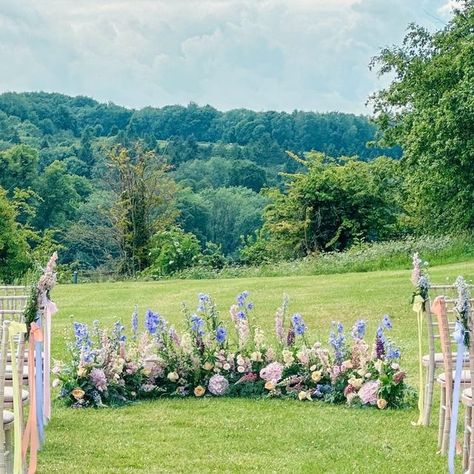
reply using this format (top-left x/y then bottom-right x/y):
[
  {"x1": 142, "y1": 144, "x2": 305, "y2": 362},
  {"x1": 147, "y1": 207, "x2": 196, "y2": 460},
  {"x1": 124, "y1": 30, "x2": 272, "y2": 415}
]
[
  {"x1": 329, "y1": 321, "x2": 345, "y2": 364},
  {"x1": 145, "y1": 309, "x2": 166, "y2": 335},
  {"x1": 351, "y1": 320, "x2": 366, "y2": 340},
  {"x1": 113, "y1": 321, "x2": 126, "y2": 343},
  {"x1": 237, "y1": 311, "x2": 246, "y2": 319},
  {"x1": 291, "y1": 313, "x2": 306, "y2": 336},
  {"x1": 236, "y1": 291, "x2": 252, "y2": 308},
  {"x1": 197, "y1": 293, "x2": 210, "y2": 312},
  {"x1": 381, "y1": 314, "x2": 392, "y2": 330},
  {"x1": 191, "y1": 314, "x2": 205, "y2": 336},
  {"x1": 386, "y1": 344, "x2": 401, "y2": 360},
  {"x1": 73, "y1": 322, "x2": 91, "y2": 352},
  {"x1": 131, "y1": 305, "x2": 139, "y2": 339},
  {"x1": 73, "y1": 322, "x2": 93, "y2": 362},
  {"x1": 215, "y1": 326, "x2": 227, "y2": 344}
]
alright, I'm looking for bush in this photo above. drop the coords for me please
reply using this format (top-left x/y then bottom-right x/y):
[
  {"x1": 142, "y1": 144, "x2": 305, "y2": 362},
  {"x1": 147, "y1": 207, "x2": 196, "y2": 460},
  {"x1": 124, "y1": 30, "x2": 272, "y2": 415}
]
[{"x1": 146, "y1": 227, "x2": 201, "y2": 278}]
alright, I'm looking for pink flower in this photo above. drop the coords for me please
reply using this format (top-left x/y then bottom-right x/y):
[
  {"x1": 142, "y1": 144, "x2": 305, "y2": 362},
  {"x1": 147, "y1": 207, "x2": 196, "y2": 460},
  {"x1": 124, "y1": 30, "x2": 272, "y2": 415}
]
[
  {"x1": 393, "y1": 371, "x2": 406, "y2": 383},
  {"x1": 358, "y1": 380, "x2": 380, "y2": 405},
  {"x1": 275, "y1": 308, "x2": 284, "y2": 343},
  {"x1": 90, "y1": 368, "x2": 107, "y2": 392},
  {"x1": 259, "y1": 362, "x2": 284, "y2": 383},
  {"x1": 208, "y1": 374, "x2": 229, "y2": 396}
]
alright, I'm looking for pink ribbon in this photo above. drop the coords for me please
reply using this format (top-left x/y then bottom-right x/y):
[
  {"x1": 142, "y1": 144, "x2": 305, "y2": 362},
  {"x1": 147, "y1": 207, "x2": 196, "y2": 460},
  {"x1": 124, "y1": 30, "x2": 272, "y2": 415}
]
[
  {"x1": 22, "y1": 323, "x2": 43, "y2": 474},
  {"x1": 42, "y1": 297, "x2": 57, "y2": 422}
]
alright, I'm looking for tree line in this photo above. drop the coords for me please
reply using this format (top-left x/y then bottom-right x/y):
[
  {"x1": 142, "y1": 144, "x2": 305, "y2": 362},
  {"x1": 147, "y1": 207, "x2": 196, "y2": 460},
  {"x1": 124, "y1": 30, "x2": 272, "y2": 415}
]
[{"x1": 0, "y1": 1, "x2": 472, "y2": 281}]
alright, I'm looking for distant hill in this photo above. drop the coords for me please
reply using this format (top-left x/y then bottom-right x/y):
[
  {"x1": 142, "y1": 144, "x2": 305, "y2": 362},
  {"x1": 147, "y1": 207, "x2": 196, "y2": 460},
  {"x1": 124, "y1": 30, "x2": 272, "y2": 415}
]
[{"x1": 0, "y1": 91, "x2": 400, "y2": 161}]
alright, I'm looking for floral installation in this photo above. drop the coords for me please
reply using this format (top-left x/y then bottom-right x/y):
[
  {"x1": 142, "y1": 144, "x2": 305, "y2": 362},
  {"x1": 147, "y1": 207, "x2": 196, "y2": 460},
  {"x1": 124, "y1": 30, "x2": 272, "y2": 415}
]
[
  {"x1": 55, "y1": 292, "x2": 414, "y2": 409},
  {"x1": 410, "y1": 252, "x2": 430, "y2": 307},
  {"x1": 24, "y1": 252, "x2": 58, "y2": 329},
  {"x1": 454, "y1": 276, "x2": 472, "y2": 345}
]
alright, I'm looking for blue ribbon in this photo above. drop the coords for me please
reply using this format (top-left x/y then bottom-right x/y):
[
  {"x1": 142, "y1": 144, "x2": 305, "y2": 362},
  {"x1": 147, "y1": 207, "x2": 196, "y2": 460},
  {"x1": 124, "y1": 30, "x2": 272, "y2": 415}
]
[
  {"x1": 448, "y1": 321, "x2": 465, "y2": 474},
  {"x1": 35, "y1": 338, "x2": 45, "y2": 445}
]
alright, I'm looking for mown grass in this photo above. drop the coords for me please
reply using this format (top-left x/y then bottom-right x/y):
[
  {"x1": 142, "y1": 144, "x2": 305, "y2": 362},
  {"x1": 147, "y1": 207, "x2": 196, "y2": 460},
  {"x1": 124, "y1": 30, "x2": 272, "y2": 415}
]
[{"x1": 38, "y1": 259, "x2": 474, "y2": 473}]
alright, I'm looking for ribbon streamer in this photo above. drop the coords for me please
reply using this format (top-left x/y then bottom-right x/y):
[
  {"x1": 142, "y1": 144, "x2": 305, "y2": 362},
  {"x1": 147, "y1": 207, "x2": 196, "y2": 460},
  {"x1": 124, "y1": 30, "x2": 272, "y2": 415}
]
[
  {"x1": 8, "y1": 321, "x2": 27, "y2": 474},
  {"x1": 22, "y1": 323, "x2": 44, "y2": 474},
  {"x1": 42, "y1": 297, "x2": 57, "y2": 423},
  {"x1": 412, "y1": 294, "x2": 425, "y2": 425},
  {"x1": 448, "y1": 321, "x2": 465, "y2": 474}
]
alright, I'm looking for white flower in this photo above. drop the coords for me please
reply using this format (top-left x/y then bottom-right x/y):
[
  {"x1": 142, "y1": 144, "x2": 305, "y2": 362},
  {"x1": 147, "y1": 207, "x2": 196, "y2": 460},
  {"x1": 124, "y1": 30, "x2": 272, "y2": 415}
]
[
  {"x1": 250, "y1": 351, "x2": 262, "y2": 362},
  {"x1": 223, "y1": 363, "x2": 230, "y2": 371},
  {"x1": 374, "y1": 360, "x2": 383, "y2": 373},
  {"x1": 167, "y1": 371, "x2": 179, "y2": 382},
  {"x1": 254, "y1": 327, "x2": 265, "y2": 348},
  {"x1": 181, "y1": 334, "x2": 193, "y2": 354},
  {"x1": 237, "y1": 365, "x2": 245, "y2": 373},
  {"x1": 282, "y1": 349, "x2": 294, "y2": 366},
  {"x1": 52, "y1": 378, "x2": 60, "y2": 388}
]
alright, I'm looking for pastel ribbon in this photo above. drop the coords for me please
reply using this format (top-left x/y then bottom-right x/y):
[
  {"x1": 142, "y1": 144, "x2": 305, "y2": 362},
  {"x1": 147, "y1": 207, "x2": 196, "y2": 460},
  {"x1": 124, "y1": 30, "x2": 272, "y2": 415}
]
[
  {"x1": 42, "y1": 297, "x2": 57, "y2": 422},
  {"x1": 22, "y1": 323, "x2": 44, "y2": 474},
  {"x1": 412, "y1": 294, "x2": 425, "y2": 425},
  {"x1": 448, "y1": 321, "x2": 465, "y2": 474},
  {"x1": 8, "y1": 321, "x2": 27, "y2": 474},
  {"x1": 35, "y1": 317, "x2": 45, "y2": 445}
]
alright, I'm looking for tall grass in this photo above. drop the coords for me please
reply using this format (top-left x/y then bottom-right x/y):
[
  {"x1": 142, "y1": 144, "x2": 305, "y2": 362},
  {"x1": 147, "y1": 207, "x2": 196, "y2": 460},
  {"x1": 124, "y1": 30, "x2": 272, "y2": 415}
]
[{"x1": 173, "y1": 234, "x2": 474, "y2": 280}]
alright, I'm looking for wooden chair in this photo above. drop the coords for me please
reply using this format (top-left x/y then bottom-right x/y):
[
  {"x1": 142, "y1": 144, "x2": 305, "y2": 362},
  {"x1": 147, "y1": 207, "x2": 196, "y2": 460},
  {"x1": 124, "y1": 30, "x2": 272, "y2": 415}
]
[
  {"x1": 422, "y1": 284, "x2": 473, "y2": 426},
  {"x1": 431, "y1": 293, "x2": 473, "y2": 455},
  {"x1": 0, "y1": 321, "x2": 15, "y2": 474},
  {"x1": 0, "y1": 289, "x2": 29, "y2": 390}
]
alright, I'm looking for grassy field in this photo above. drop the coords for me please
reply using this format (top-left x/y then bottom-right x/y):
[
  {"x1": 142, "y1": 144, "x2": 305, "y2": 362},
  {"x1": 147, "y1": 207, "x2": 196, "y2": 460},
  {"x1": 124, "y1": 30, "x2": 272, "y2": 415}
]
[{"x1": 37, "y1": 260, "x2": 474, "y2": 473}]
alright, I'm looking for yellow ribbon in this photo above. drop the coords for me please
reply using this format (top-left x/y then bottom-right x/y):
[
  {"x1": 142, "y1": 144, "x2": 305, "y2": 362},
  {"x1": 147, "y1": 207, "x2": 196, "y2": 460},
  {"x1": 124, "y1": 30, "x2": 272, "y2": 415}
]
[
  {"x1": 412, "y1": 295, "x2": 425, "y2": 426},
  {"x1": 8, "y1": 321, "x2": 27, "y2": 474}
]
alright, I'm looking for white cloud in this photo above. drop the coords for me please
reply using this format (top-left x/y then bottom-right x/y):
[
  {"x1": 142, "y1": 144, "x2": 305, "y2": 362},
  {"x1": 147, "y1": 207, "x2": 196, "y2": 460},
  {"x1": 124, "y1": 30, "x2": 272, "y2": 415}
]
[{"x1": 0, "y1": 0, "x2": 448, "y2": 113}]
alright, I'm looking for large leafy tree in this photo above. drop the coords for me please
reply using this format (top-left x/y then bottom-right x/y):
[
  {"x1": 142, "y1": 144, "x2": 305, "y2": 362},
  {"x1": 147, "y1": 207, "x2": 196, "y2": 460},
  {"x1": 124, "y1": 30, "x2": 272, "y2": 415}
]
[
  {"x1": 106, "y1": 146, "x2": 177, "y2": 275},
  {"x1": 369, "y1": 1, "x2": 474, "y2": 232},
  {"x1": 0, "y1": 187, "x2": 31, "y2": 282},
  {"x1": 247, "y1": 153, "x2": 402, "y2": 259}
]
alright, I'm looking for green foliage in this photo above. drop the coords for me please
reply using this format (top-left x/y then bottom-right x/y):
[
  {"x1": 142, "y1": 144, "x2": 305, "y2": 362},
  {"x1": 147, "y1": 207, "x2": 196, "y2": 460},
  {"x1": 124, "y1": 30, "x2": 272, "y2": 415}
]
[
  {"x1": 174, "y1": 234, "x2": 474, "y2": 280},
  {"x1": 245, "y1": 152, "x2": 403, "y2": 260},
  {"x1": 0, "y1": 144, "x2": 39, "y2": 193},
  {"x1": 369, "y1": 2, "x2": 474, "y2": 233},
  {"x1": 147, "y1": 227, "x2": 201, "y2": 277},
  {"x1": 105, "y1": 146, "x2": 178, "y2": 275},
  {"x1": 198, "y1": 187, "x2": 269, "y2": 256},
  {"x1": 0, "y1": 187, "x2": 31, "y2": 282}
]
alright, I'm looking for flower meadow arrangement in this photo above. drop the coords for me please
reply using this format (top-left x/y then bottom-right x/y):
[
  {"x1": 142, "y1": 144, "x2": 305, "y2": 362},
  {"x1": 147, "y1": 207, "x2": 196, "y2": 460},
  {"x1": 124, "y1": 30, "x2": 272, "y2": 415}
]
[
  {"x1": 411, "y1": 252, "x2": 429, "y2": 306},
  {"x1": 55, "y1": 292, "x2": 414, "y2": 410}
]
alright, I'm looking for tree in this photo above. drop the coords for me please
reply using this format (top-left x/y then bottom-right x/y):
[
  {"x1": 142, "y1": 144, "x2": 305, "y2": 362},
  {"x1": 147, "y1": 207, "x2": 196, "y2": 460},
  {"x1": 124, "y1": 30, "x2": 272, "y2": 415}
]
[
  {"x1": 199, "y1": 186, "x2": 268, "y2": 256},
  {"x1": 0, "y1": 187, "x2": 31, "y2": 282},
  {"x1": 34, "y1": 161, "x2": 89, "y2": 230},
  {"x1": 246, "y1": 153, "x2": 402, "y2": 259},
  {"x1": 0, "y1": 144, "x2": 39, "y2": 194},
  {"x1": 369, "y1": 1, "x2": 474, "y2": 233},
  {"x1": 105, "y1": 146, "x2": 177, "y2": 275}
]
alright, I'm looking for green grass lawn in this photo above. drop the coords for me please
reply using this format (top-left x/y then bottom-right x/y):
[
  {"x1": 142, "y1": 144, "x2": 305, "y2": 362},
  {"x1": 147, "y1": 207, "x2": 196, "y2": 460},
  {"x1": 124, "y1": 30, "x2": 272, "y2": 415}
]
[{"x1": 37, "y1": 260, "x2": 474, "y2": 473}]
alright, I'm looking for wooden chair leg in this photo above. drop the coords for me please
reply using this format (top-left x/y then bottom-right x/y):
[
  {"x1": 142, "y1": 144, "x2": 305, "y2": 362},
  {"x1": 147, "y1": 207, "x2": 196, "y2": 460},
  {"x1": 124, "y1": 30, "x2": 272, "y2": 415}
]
[
  {"x1": 470, "y1": 401, "x2": 474, "y2": 474},
  {"x1": 464, "y1": 405, "x2": 471, "y2": 471},
  {"x1": 424, "y1": 362, "x2": 435, "y2": 426},
  {"x1": 439, "y1": 386, "x2": 446, "y2": 450},
  {"x1": 4, "y1": 428, "x2": 12, "y2": 474},
  {"x1": 442, "y1": 400, "x2": 451, "y2": 455}
]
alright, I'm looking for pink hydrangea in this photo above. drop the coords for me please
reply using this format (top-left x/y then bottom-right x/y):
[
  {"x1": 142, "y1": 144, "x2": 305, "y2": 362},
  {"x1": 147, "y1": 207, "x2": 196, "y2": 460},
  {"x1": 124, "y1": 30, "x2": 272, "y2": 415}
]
[
  {"x1": 208, "y1": 374, "x2": 229, "y2": 396},
  {"x1": 358, "y1": 380, "x2": 380, "y2": 405},
  {"x1": 90, "y1": 368, "x2": 107, "y2": 392},
  {"x1": 259, "y1": 362, "x2": 284, "y2": 383}
]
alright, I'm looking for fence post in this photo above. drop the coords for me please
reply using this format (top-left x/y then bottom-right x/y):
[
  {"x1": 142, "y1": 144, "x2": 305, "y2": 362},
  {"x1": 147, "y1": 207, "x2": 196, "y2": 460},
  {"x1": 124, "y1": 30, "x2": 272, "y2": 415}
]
[{"x1": 73, "y1": 271, "x2": 78, "y2": 284}]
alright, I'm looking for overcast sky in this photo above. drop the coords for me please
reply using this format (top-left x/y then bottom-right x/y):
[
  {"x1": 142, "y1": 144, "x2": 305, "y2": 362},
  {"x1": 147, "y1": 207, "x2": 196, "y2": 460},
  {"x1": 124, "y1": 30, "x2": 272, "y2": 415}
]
[{"x1": 0, "y1": 0, "x2": 459, "y2": 114}]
